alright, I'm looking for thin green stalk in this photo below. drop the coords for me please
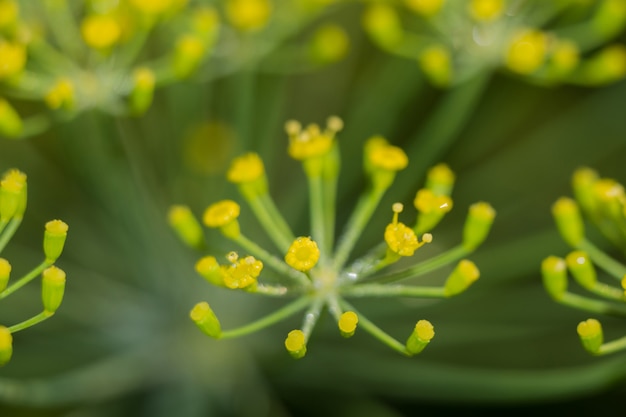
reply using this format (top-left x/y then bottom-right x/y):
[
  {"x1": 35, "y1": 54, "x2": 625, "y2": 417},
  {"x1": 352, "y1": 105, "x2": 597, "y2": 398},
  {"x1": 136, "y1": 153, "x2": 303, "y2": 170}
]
[
  {"x1": 341, "y1": 284, "x2": 446, "y2": 298},
  {"x1": 579, "y1": 239, "x2": 626, "y2": 279},
  {"x1": 340, "y1": 300, "x2": 409, "y2": 356},
  {"x1": 0, "y1": 217, "x2": 23, "y2": 253},
  {"x1": 597, "y1": 335, "x2": 626, "y2": 355},
  {"x1": 258, "y1": 194, "x2": 295, "y2": 244},
  {"x1": 254, "y1": 284, "x2": 289, "y2": 297},
  {"x1": 589, "y1": 282, "x2": 626, "y2": 301},
  {"x1": 376, "y1": 245, "x2": 469, "y2": 284},
  {"x1": 220, "y1": 296, "x2": 311, "y2": 339},
  {"x1": 301, "y1": 297, "x2": 325, "y2": 340},
  {"x1": 234, "y1": 234, "x2": 311, "y2": 288},
  {"x1": 246, "y1": 193, "x2": 293, "y2": 253},
  {"x1": 308, "y1": 174, "x2": 328, "y2": 260},
  {"x1": 8, "y1": 311, "x2": 54, "y2": 333},
  {"x1": 322, "y1": 174, "x2": 338, "y2": 254},
  {"x1": 0, "y1": 260, "x2": 51, "y2": 300},
  {"x1": 559, "y1": 292, "x2": 626, "y2": 316},
  {"x1": 0, "y1": 219, "x2": 7, "y2": 235},
  {"x1": 44, "y1": 0, "x2": 83, "y2": 57},
  {"x1": 333, "y1": 187, "x2": 386, "y2": 271}
]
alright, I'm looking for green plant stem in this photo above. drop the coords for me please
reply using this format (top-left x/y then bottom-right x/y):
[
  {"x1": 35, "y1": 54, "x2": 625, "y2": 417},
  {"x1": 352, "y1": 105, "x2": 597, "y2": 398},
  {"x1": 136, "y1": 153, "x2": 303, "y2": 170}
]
[
  {"x1": 0, "y1": 260, "x2": 51, "y2": 300},
  {"x1": 333, "y1": 187, "x2": 386, "y2": 271},
  {"x1": 44, "y1": 0, "x2": 82, "y2": 57},
  {"x1": 377, "y1": 245, "x2": 469, "y2": 284},
  {"x1": 253, "y1": 284, "x2": 289, "y2": 297},
  {"x1": 8, "y1": 311, "x2": 54, "y2": 333},
  {"x1": 341, "y1": 284, "x2": 446, "y2": 298},
  {"x1": 579, "y1": 239, "x2": 626, "y2": 279},
  {"x1": 220, "y1": 296, "x2": 311, "y2": 339},
  {"x1": 322, "y1": 174, "x2": 338, "y2": 254},
  {"x1": 301, "y1": 297, "x2": 324, "y2": 341},
  {"x1": 589, "y1": 282, "x2": 626, "y2": 301},
  {"x1": 340, "y1": 299, "x2": 409, "y2": 356},
  {"x1": 308, "y1": 174, "x2": 328, "y2": 261},
  {"x1": 234, "y1": 234, "x2": 311, "y2": 288},
  {"x1": 559, "y1": 292, "x2": 626, "y2": 316},
  {"x1": 597, "y1": 335, "x2": 626, "y2": 355},
  {"x1": 0, "y1": 217, "x2": 22, "y2": 253},
  {"x1": 245, "y1": 193, "x2": 293, "y2": 253}
]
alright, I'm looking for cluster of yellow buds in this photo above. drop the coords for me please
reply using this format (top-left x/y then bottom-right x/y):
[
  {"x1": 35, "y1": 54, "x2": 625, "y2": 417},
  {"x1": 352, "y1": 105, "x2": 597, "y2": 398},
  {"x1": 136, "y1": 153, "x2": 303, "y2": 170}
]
[
  {"x1": 361, "y1": 0, "x2": 626, "y2": 87},
  {"x1": 542, "y1": 167, "x2": 626, "y2": 356},
  {"x1": 0, "y1": 0, "x2": 350, "y2": 140},
  {"x1": 0, "y1": 169, "x2": 69, "y2": 367},
  {"x1": 170, "y1": 116, "x2": 496, "y2": 358}
]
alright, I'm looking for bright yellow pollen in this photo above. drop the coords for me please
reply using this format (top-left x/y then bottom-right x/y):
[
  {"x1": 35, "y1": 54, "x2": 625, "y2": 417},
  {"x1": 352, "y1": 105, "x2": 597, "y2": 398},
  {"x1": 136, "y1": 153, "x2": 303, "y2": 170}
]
[
  {"x1": 45, "y1": 219, "x2": 68, "y2": 235},
  {"x1": 0, "y1": 41, "x2": 26, "y2": 80},
  {"x1": 203, "y1": 200, "x2": 240, "y2": 228},
  {"x1": 469, "y1": 0, "x2": 503, "y2": 21},
  {"x1": 285, "y1": 237, "x2": 320, "y2": 272},
  {"x1": 45, "y1": 78, "x2": 74, "y2": 110},
  {"x1": 366, "y1": 138, "x2": 408, "y2": 172},
  {"x1": 223, "y1": 255, "x2": 263, "y2": 289},
  {"x1": 505, "y1": 29, "x2": 548, "y2": 74},
  {"x1": 1, "y1": 169, "x2": 26, "y2": 193},
  {"x1": 405, "y1": 0, "x2": 444, "y2": 16},
  {"x1": 227, "y1": 153, "x2": 265, "y2": 184},
  {"x1": 287, "y1": 122, "x2": 334, "y2": 160},
  {"x1": 577, "y1": 318, "x2": 601, "y2": 338},
  {"x1": 339, "y1": 311, "x2": 358, "y2": 334},
  {"x1": 225, "y1": 0, "x2": 272, "y2": 32},
  {"x1": 415, "y1": 320, "x2": 435, "y2": 341},
  {"x1": 284, "y1": 329, "x2": 306, "y2": 353},
  {"x1": 81, "y1": 15, "x2": 121, "y2": 49},
  {"x1": 43, "y1": 265, "x2": 66, "y2": 285},
  {"x1": 385, "y1": 221, "x2": 419, "y2": 256}
]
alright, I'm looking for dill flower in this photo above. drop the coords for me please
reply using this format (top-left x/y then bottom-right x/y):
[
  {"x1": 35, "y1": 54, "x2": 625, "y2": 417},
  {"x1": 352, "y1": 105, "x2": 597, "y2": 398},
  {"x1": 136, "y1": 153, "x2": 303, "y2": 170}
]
[
  {"x1": 81, "y1": 14, "x2": 121, "y2": 50},
  {"x1": 0, "y1": 40, "x2": 26, "y2": 80},
  {"x1": 172, "y1": 116, "x2": 495, "y2": 358}
]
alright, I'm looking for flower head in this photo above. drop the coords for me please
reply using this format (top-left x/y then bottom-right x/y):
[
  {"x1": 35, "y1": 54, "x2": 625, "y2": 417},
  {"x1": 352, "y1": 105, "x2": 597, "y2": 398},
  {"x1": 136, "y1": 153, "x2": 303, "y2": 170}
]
[
  {"x1": 227, "y1": 153, "x2": 266, "y2": 184},
  {"x1": 286, "y1": 116, "x2": 342, "y2": 161},
  {"x1": 203, "y1": 200, "x2": 240, "y2": 228},
  {"x1": 285, "y1": 237, "x2": 320, "y2": 272}
]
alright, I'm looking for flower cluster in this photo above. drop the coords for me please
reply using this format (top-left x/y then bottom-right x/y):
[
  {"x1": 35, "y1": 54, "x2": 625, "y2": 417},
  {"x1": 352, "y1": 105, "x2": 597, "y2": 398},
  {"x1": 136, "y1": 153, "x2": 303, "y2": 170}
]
[
  {"x1": 0, "y1": 0, "x2": 349, "y2": 140},
  {"x1": 170, "y1": 116, "x2": 495, "y2": 357},
  {"x1": 542, "y1": 167, "x2": 626, "y2": 355},
  {"x1": 0, "y1": 169, "x2": 69, "y2": 366},
  {"x1": 361, "y1": 0, "x2": 626, "y2": 87}
]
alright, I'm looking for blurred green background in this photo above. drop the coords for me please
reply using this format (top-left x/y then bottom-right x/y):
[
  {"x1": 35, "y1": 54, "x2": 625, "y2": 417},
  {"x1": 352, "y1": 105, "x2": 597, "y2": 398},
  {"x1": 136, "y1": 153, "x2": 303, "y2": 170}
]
[{"x1": 2, "y1": 0, "x2": 626, "y2": 415}]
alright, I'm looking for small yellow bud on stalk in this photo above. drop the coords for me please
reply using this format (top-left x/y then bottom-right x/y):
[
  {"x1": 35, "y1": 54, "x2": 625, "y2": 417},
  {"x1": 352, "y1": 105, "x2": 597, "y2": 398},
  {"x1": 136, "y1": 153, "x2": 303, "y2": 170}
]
[
  {"x1": 225, "y1": 0, "x2": 272, "y2": 32},
  {"x1": 0, "y1": 326, "x2": 12, "y2": 366},
  {"x1": 0, "y1": 169, "x2": 26, "y2": 221},
  {"x1": 130, "y1": 67, "x2": 156, "y2": 116},
  {"x1": 565, "y1": 251, "x2": 596, "y2": 290},
  {"x1": 364, "y1": 137, "x2": 408, "y2": 191},
  {"x1": 227, "y1": 153, "x2": 268, "y2": 199},
  {"x1": 462, "y1": 202, "x2": 496, "y2": 251},
  {"x1": 0, "y1": 40, "x2": 26, "y2": 80},
  {"x1": 195, "y1": 256, "x2": 225, "y2": 287},
  {"x1": 45, "y1": 78, "x2": 74, "y2": 110},
  {"x1": 469, "y1": 0, "x2": 503, "y2": 22},
  {"x1": 425, "y1": 163, "x2": 455, "y2": 197},
  {"x1": 552, "y1": 197, "x2": 585, "y2": 247},
  {"x1": 0, "y1": 98, "x2": 23, "y2": 138},
  {"x1": 285, "y1": 329, "x2": 306, "y2": 359},
  {"x1": 405, "y1": 320, "x2": 434, "y2": 355},
  {"x1": 203, "y1": 200, "x2": 241, "y2": 239},
  {"x1": 172, "y1": 34, "x2": 205, "y2": 79},
  {"x1": 42, "y1": 266, "x2": 66, "y2": 313},
  {"x1": 419, "y1": 45, "x2": 452, "y2": 87},
  {"x1": 362, "y1": 4, "x2": 403, "y2": 49},
  {"x1": 81, "y1": 14, "x2": 121, "y2": 50},
  {"x1": 443, "y1": 259, "x2": 480, "y2": 297},
  {"x1": 577, "y1": 318, "x2": 603, "y2": 354},
  {"x1": 168, "y1": 205, "x2": 203, "y2": 249},
  {"x1": 572, "y1": 167, "x2": 599, "y2": 214},
  {"x1": 43, "y1": 220, "x2": 69, "y2": 263},
  {"x1": 285, "y1": 237, "x2": 320, "y2": 272},
  {"x1": 405, "y1": 0, "x2": 444, "y2": 17},
  {"x1": 338, "y1": 311, "x2": 358, "y2": 338},
  {"x1": 190, "y1": 302, "x2": 222, "y2": 338},
  {"x1": 505, "y1": 29, "x2": 548, "y2": 75},
  {"x1": 309, "y1": 24, "x2": 349, "y2": 64},
  {"x1": 0, "y1": 257, "x2": 10, "y2": 292},
  {"x1": 541, "y1": 256, "x2": 567, "y2": 300}
]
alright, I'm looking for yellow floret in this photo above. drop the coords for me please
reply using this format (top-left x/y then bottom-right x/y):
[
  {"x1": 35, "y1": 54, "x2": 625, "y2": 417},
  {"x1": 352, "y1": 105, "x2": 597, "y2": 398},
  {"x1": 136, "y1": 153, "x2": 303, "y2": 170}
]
[
  {"x1": 223, "y1": 255, "x2": 263, "y2": 289},
  {"x1": 469, "y1": 0, "x2": 503, "y2": 22},
  {"x1": 415, "y1": 319, "x2": 435, "y2": 341},
  {"x1": 45, "y1": 219, "x2": 69, "y2": 235},
  {"x1": 365, "y1": 137, "x2": 408, "y2": 172},
  {"x1": 309, "y1": 24, "x2": 349, "y2": 64},
  {"x1": 505, "y1": 29, "x2": 548, "y2": 74},
  {"x1": 384, "y1": 203, "x2": 422, "y2": 257},
  {"x1": 1, "y1": 169, "x2": 26, "y2": 193},
  {"x1": 284, "y1": 329, "x2": 306, "y2": 356},
  {"x1": 81, "y1": 14, "x2": 121, "y2": 50},
  {"x1": 0, "y1": 1, "x2": 18, "y2": 29},
  {"x1": 45, "y1": 78, "x2": 74, "y2": 110},
  {"x1": 227, "y1": 153, "x2": 265, "y2": 184},
  {"x1": 130, "y1": 0, "x2": 173, "y2": 15},
  {"x1": 405, "y1": 0, "x2": 444, "y2": 16},
  {"x1": 338, "y1": 311, "x2": 358, "y2": 335},
  {"x1": 287, "y1": 124, "x2": 333, "y2": 160},
  {"x1": 203, "y1": 200, "x2": 240, "y2": 228},
  {"x1": 419, "y1": 45, "x2": 452, "y2": 86},
  {"x1": 413, "y1": 189, "x2": 452, "y2": 214},
  {"x1": 0, "y1": 41, "x2": 26, "y2": 80},
  {"x1": 225, "y1": 0, "x2": 272, "y2": 32},
  {"x1": 285, "y1": 236, "x2": 320, "y2": 272}
]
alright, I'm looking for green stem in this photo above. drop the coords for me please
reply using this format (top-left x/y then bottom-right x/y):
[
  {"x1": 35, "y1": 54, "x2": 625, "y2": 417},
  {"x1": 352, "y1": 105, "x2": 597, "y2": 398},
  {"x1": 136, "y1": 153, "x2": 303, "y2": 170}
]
[
  {"x1": 559, "y1": 292, "x2": 626, "y2": 316},
  {"x1": 253, "y1": 284, "x2": 289, "y2": 297},
  {"x1": 8, "y1": 311, "x2": 54, "y2": 333},
  {"x1": 597, "y1": 335, "x2": 626, "y2": 355},
  {"x1": 220, "y1": 296, "x2": 311, "y2": 339},
  {"x1": 589, "y1": 282, "x2": 626, "y2": 301},
  {"x1": 341, "y1": 284, "x2": 446, "y2": 298},
  {"x1": 340, "y1": 299, "x2": 409, "y2": 356},
  {"x1": 0, "y1": 217, "x2": 23, "y2": 254},
  {"x1": 234, "y1": 234, "x2": 311, "y2": 288},
  {"x1": 579, "y1": 239, "x2": 626, "y2": 279},
  {"x1": 322, "y1": 174, "x2": 338, "y2": 254},
  {"x1": 0, "y1": 260, "x2": 51, "y2": 300},
  {"x1": 376, "y1": 245, "x2": 469, "y2": 284},
  {"x1": 308, "y1": 174, "x2": 328, "y2": 261},
  {"x1": 44, "y1": 0, "x2": 83, "y2": 57},
  {"x1": 301, "y1": 297, "x2": 325, "y2": 341},
  {"x1": 246, "y1": 193, "x2": 293, "y2": 253},
  {"x1": 333, "y1": 187, "x2": 386, "y2": 271}
]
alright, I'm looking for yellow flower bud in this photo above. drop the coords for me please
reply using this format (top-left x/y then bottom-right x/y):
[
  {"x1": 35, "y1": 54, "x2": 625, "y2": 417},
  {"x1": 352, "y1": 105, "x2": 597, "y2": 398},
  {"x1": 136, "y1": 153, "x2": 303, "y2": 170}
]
[
  {"x1": 577, "y1": 318, "x2": 603, "y2": 354},
  {"x1": 0, "y1": 326, "x2": 12, "y2": 366},
  {"x1": 0, "y1": 168, "x2": 26, "y2": 221},
  {"x1": 338, "y1": 311, "x2": 358, "y2": 338},
  {"x1": 443, "y1": 259, "x2": 480, "y2": 297},
  {"x1": 0, "y1": 98, "x2": 23, "y2": 138},
  {"x1": 190, "y1": 302, "x2": 221, "y2": 338},
  {"x1": 0, "y1": 40, "x2": 26, "y2": 80},
  {"x1": 364, "y1": 136, "x2": 408, "y2": 190},
  {"x1": 168, "y1": 205, "x2": 203, "y2": 249},
  {"x1": 552, "y1": 197, "x2": 585, "y2": 247},
  {"x1": 566, "y1": 251, "x2": 596, "y2": 290},
  {"x1": 81, "y1": 14, "x2": 121, "y2": 50},
  {"x1": 572, "y1": 167, "x2": 599, "y2": 214},
  {"x1": 405, "y1": 320, "x2": 434, "y2": 355},
  {"x1": 580, "y1": 44, "x2": 626, "y2": 85},
  {"x1": 469, "y1": 0, "x2": 503, "y2": 22},
  {"x1": 505, "y1": 29, "x2": 548, "y2": 75},
  {"x1": 425, "y1": 163, "x2": 455, "y2": 196},
  {"x1": 309, "y1": 24, "x2": 349, "y2": 64},
  {"x1": 45, "y1": 78, "x2": 74, "y2": 110},
  {"x1": 172, "y1": 34, "x2": 205, "y2": 79},
  {"x1": 203, "y1": 200, "x2": 241, "y2": 239},
  {"x1": 0, "y1": 1, "x2": 19, "y2": 31},
  {"x1": 462, "y1": 202, "x2": 496, "y2": 251},
  {"x1": 42, "y1": 266, "x2": 66, "y2": 313},
  {"x1": 129, "y1": 67, "x2": 156, "y2": 116},
  {"x1": 541, "y1": 256, "x2": 567, "y2": 300},
  {"x1": 285, "y1": 237, "x2": 320, "y2": 272},
  {"x1": 195, "y1": 256, "x2": 225, "y2": 287},
  {"x1": 43, "y1": 219, "x2": 69, "y2": 263},
  {"x1": 284, "y1": 329, "x2": 306, "y2": 359},
  {"x1": 362, "y1": 4, "x2": 403, "y2": 49},
  {"x1": 405, "y1": 0, "x2": 444, "y2": 17},
  {"x1": 0, "y1": 257, "x2": 10, "y2": 292},
  {"x1": 225, "y1": 0, "x2": 272, "y2": 32},
  {"x1": 419, "y1": 45, "x2": 452, "y2": 87},
  {"x1": 385, "y1": 203, "x2": 423, "y2": 257}
]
